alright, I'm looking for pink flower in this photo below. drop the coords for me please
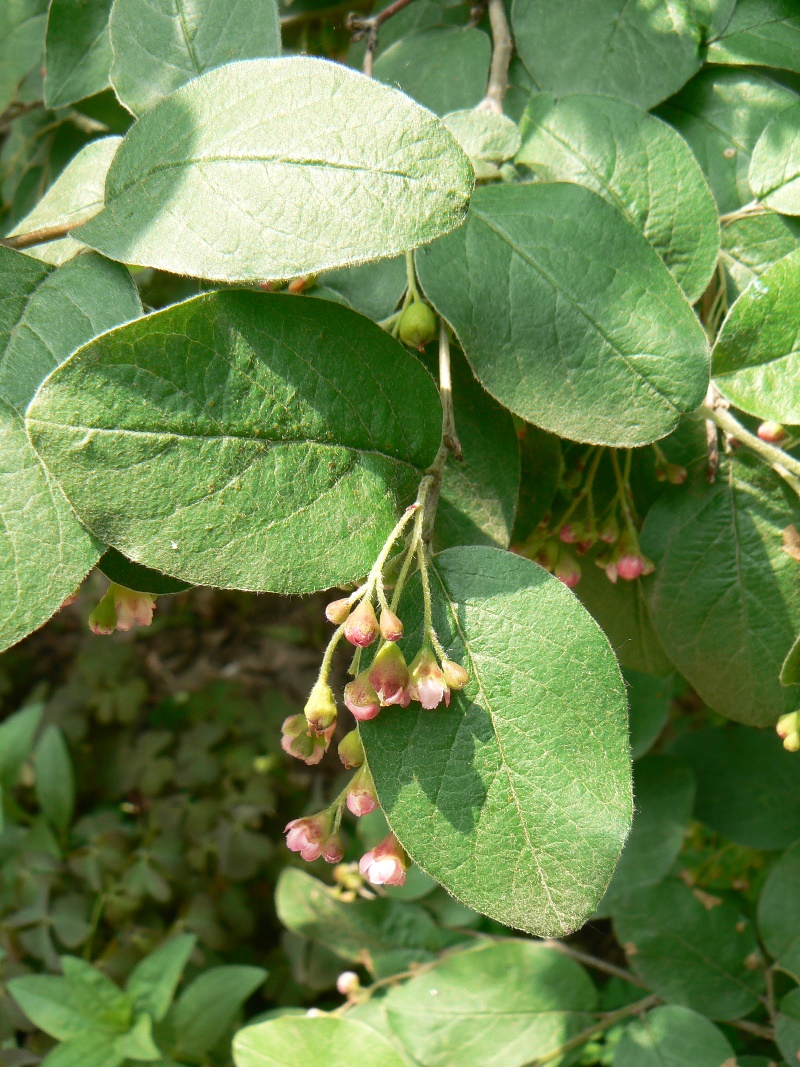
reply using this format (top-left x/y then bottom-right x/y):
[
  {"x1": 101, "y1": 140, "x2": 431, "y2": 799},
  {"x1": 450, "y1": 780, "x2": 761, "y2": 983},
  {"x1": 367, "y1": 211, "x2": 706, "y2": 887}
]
[
  {"x1": 343, "y1": 600, "x2": 379, "y2": 647},
  {"x1": 379, "y1": 608, "x2": 404, "y2": 642},
  {"x1": 280, "y1": 714, "x2": 327, "y2": 766},
  {"x1": 616, "y1": 553, "x2": 644, "y2": 581},
  {"x1": 284, "y1": 811, "x2": 339, "y2": 863},
  {"x1": 344, "y1": 672, "x2": 381, "y2": 721},
  {"x1": 369, "y1": 643, "x2": 410, "y2": 706},
  {"x1": 347, "y1": 789, "x2": 378, "y2": 817},
  {"x1": 359, "y1": 832, "x2": 408, "y2": 887},
  {"x1": 114, "y1": 587, "x2": 156, "y2": 631},
  {"x1": 409, "y1": 645, "x2": 449, "y2": 710}
]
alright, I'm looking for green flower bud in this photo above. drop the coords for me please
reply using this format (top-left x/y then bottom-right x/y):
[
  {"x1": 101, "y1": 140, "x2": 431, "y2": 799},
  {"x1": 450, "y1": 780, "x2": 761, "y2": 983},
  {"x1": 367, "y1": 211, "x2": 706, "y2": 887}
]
[{"x1": 398, "y1": 301, "x2": 437, "y2": 350}]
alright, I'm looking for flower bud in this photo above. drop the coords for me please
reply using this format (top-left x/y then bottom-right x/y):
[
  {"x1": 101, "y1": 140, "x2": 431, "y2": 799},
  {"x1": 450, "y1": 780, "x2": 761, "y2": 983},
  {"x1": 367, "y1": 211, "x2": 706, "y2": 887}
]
[
  {"x1": 664, "y1": 463, "x2": 687, "y2": 485},
  {"x1": 304, "y1": 680, "x2": 338, "y2": 736},
  {"x1": 113, "y1": 585, "x2": 157, "y2": 631},
  {"x1": 398, "y1": 301, "x2": 437, "y2": 350},
  {"x1": 598, "y1": 514, "x2": 620, "y2": 544},
  {"x1": 379, "y1": 608, "x2": 404, "y2": 642},
  {"x1": 758, "y1": 421, "x2": 786, "y2": 443},
  {"x1": 346, "y1": 766, "x2": 378, "y2": 817},
  {"x1": 369, "y1": 642, "x2": 410, "y2": 706},
  {"x1": 441, "y1": 659, "x2": 469, "y2": 690},
  {"x1": 534, "y1": 538, "x2": 559, "y2": 572},
  {"x1": 89, "y1": 587, "x2": 117, "y2": 635},
  {"x1": 777, "y1": 711, "x2": 800, "y2": 753},
  {"x1": 616, "y1": 553, "x2": 645, "y2": 581},
  {"x1": 409, "y1": 644, "x2": 449, "y2": 710},
  {"x1": 336, "y1": 971, "x2": 360, "y2": 996},
  {"x1": 559, "y1": 521, "x2": 583, "y2": 544},
  {"x1": 284, "y1": 810, "x2": 334, "y2": 862},
  {"x1": 322, "y1": 832, "x2": 345, "y2": 864},
  {"x1": 338, "y1": 729, "x2": 364, "y2": 769},
  {"x1": 325, "y1": 597, "x2": 352, "y2": 625},
  {"x1": 359, "y1": 832, "x2": 408, "y2": 887},
  {"x1": 554, "y1": 546, "x2": 581, "y2": 589},
  {"x1": 344, "y1": 599, "x2": 379, "y2": 647},
  {"x1": 344, "y1": 671, "x2": 381, "y2": 721},
  {"x1": 281, "y1": 714, "x2": 327, "y2": 766}
]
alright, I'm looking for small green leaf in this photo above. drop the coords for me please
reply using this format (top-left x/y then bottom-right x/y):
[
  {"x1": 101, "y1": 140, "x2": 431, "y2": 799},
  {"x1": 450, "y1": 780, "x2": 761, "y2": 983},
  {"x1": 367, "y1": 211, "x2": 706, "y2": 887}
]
[
  {"x1": 417, "y1": 183, "x2": 709, "y2": 447},
  {"x1": 44, "y1": 0, "x2": 113, "y2": 109},
  {"x1": 517, "y1": 93, "x2": 719, "y2": 303},
  {"x1": 707, "y1": 0, "x2": 800, "y2": 73},
  {"x1": 9, "y1": 958, "x2": 132, "y2": 1040},
  {"x1": 625, "y1": 671, "x2": 672, "y2": 759},
  {"x1": 170, "y1": 965, "x2": 266, "y2": 1060},
  {"x1": 98, "y1": 548, "x2": 191, "y2": 597},
  {"x1": 777, "y1": 986, "x2": 800, "y2": 1064},
  {"x1": 613, "y1": 1005, "x2": 735, "y2": 1067},
  {"x1": 115, "y1": 1013, "x2": 162, "y2": 1061},
  {"x1": 656, "y1": 69, "x2": 798, "y2": 215},
  {"x1": 38, "y1": 1033, "x2": 125, "y2": 1067},
  {"x1": 384, "y1": 941, "x2": 596, "y2": 1067},
  {"x1": 126, "y1": 934, "x2": 196, "y2": 1021},
  {"x1": 750, "y1": 102, "x2": 800, "y2": 214},
  {"x1": 721, "y1": 211, "x2": 800, "y2": 299},
  {"x1": 670, "y1": 725, "x2": 800, "y2": 849},
  {"x1": 109, "y1": 0, "x2": 280, "y2": 116},
  {"x1": 233, "y1": 1016, "x2": 410, "y2": 1067},
  {"x1": 373, "y1": 27, "x2": 490, "y2": 115},
  {"x1": 713, "y1": 248, "x2": 800, "y2": 423},
  {"x1": 642, "y1": 458, "x2": 800, "y2": 725},
  {"x1": 34, "y1": 726, "x2": 75, "y2": 833},
  {"x1": 0, "y1": 0, "x2": 47, "y2": 114},
  {"x1": 0, "y1": 248, "x2": 140, "y2": 653},
  {"x1": 0, "y1": 703, "x2": 43, "y2": 789},
  {"x1": 758, "y1": 839, "x2": 800, "y2": 979},
  {"x1": 511, "y1": 0, "x2": 705, "y2": 110},
  {"x1": 361, "y1": 545, "x2": 632, "y2": 937},
  {"x1": 27, "y1": 291, "x2": 441, "y2": 594},
  {"x1": 7, "y1": 137, "x2": 121, "y2": 266},
  {"x1": 595, "y1": 756, "x2": 694, "y2": 917},
  {"x1": 612, "y1": 879, "x2": 764, "y2": 1020},
  {"x1": 75, "y1": 57, "x2": 474, "y2": 283}
]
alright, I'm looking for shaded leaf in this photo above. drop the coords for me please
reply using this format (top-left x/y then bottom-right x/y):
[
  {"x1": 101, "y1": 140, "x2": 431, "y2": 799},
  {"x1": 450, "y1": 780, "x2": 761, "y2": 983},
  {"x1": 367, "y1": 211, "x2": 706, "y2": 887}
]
[
  {"x1": 315, "y1": 257, "x2": 406, "y2": 323},
  {"x1": 170, "y1": 965, "x2": 266, "y2": 1060},
  {"x1": 98, "y1": 548, "x2": 191, "y2": 596},
  {"x1": 0, "y1": 0, "x2": 47, "y2": 114},
  {"x1": 0, "y1": 704, "x2": 43, "y2": 790},
  {"x1": 373, "y1": 27, "x2": 490, "y2": 116},
  {"x1": 613, "y1": 1005, "x2": 735, "y2": 1067},
  {"x1": 626, "y1": 671, "x2": 672, "y2": 759},
  {"x1": 44, "y1": 0, "x2": 113, "y2": 109},
  {"x1": 34, "y1": 726, "x2": 75, "y2": 833},
  {"x1": 758, "y1": 839, "x2": 800, "y2": 979},
  {"x1": 777, "y1": 986, "x2": 800, "y2": 1064},
  {"x1": 511, "y1": 425, "x2": 562, "y2": 545}
]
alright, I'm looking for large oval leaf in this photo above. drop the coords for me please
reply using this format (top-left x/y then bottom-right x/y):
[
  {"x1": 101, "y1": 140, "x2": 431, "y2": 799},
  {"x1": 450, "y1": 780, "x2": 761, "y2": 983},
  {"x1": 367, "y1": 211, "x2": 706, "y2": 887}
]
[
  {"x1": 233, "y1": 1016, "x2": 410, "y2": 1067},
  {"x1": 517, "y1": 93, "x2": 719, "y2": 303},
  {"x1": 360, "y1": 545, "x2": 632, "y2": 937},
  {"x1": 614, "y1": 1006, "x2": 735, "y2": 1067},
  {"x1": 642, "y1": 457, "x2": 800, "y2": 725},
  {"x1": 707, "y1": 0, "x2": 800, "y2": 72},
  {"x1": 720, "y1": 210, "x2": 800, "y2": 299},
  {"x1": 75, "y1": 57, "x2": 474, "y2": 283},
  {"x1": 110, "y1": 0, "x2": 281, "y2": 116},
  {"x1": 416, "y1": 183, "x2": 709, "y2": 447},
  {"x1": 26, "y1": 291, "x2": 441, "y2": 593},
  {"x1": 44, "y1": 0, "x2": 113, "y2": 109},
  {"x1": 750, "y1": 101, "x2": 800, "y2": 215},
  {"x1": 713, "y1": 248, "x2": 800, "y2": 423},
  {"x1": 0, "y1": 248, "x2": 140, "y2": 653}
]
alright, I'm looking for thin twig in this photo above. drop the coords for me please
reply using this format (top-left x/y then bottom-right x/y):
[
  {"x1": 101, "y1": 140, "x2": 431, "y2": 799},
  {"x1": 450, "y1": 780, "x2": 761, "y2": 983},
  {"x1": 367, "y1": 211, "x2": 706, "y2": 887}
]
[
  {"x1": 520, "y1": 994, "x2": 660, "y2": 1067},
  {"x1": 540, "y1": 939, "x2": 648, "y2": 989},
  {"x1": 348, "y1": 0, "x2": 419, "y2": 77},
  {"x1": 421, "y1": 321, "x2": 461, "y2": 541},
  {"x1": 719, "y1": 201, "x2": 769, "y2": 226},
  {"x1": 479, "y1": 0, "x2": 513, "y2": 113},
  {"x1": 727, "y1": 1017, "x2": 775, "y2": 1041},
  {"x1": 2, "y1": 221, "x2": 76, "y2": 251},
  {"x1": 702, "y1": 402, "x2": 800, "y2": 497}
]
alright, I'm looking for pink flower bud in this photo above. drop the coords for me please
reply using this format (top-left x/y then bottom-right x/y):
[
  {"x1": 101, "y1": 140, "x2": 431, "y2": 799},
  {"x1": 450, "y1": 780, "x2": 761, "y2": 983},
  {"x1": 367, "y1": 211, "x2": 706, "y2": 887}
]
[
  {"x1": 554, "y1": 546, "x2": 581, "y2": 588},
  {"x1": 409, "y1": 645, "x2": 449, "y2": 710},
  {"x1": 60, "y1": 589, "x2": 80, "y2": 610},
  {"x1": 304, "y1": 680, "x2": 338, "y2": 736},
  {"x1": 369, "y1": 642, "x2": 410, "y2": 706},
  {"x1": 325, "y1": 597, "x2": 352, "y2": 625},
  {"x1": 441, "y1": 659, "x2": 469, "y2": 690},
  {"x1": 322, "y1": 832, "x2": 345, "y2": 863},
  {"x1": 665, "y1": 463, "x2": 687, "y2": 485},
  {"x1": 605, "y1": 560, "x2": 618, "y2": 584},
  {"x1": 559, "y1": 523, "x2": 580, "y2": 543},
  {"x1": 379, "y1": 608, "x2": 404, "y2": 642},
  {"x1": 280, "y1": 715, "x2": 326, "y2": 766},
  {"x1": 598, "y1": 515, "x2": 620, "y2": 544},
  {"x1": 336, "y1": 971, "x2": 360, "y2": 996},
  {"x1": 535, "y1": 538, "x2": 559, "y2": 572},
  {"x1": 344, "y1": 671, "x2": 381, "y2": 721},
  {"x1": 343, "y1": 599, "x2": 379, "y2": 647},
  {"x1": 758, "y1": 421, "x2": 786, "y2": 443},
  {"x1": 88, "y1": 588, "x2": 117, "y2": 635},
  {"x1": 114, "y1": 585, "x2": 157, "y2": 631},
  {"x1": 358, "y1": 832, "x2": 408, "y2": 887},
  {"x1": 616, "y1": 553, "x2": 644, "y2": 581},
  {"x1": 284, "y1": 810, "x2": 333, "y2": 862},
  {"x1": 346, "y1": 766, "x2": 378, "y2": 817},
  {"x1": 338, "y1": 729, "x2": 364, "y2": 769}
]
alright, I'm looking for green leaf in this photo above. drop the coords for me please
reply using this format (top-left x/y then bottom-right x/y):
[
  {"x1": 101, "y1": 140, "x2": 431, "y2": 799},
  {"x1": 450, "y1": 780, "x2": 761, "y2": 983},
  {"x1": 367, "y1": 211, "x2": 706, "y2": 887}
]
[
  {"x1": 384, "y1": 941, "x2": 596, "y2": 1067},
  {"x1": 98, "y1": 548, "x2": 191, "y2": 596},
  {"x1": 170, "y1": 965, "x2": 266, "y2": 1060},
  {"x1": 613, "y1": 1005, "x2": 735, "y2": 1067},
  {"x1": 27, "y1": 291, "x2": 441, "y2": 593},
  {"x1": 34, "y1": 726, "x2": 75, "y2": 833},
  {"x1": 517, "y1": 93, "x2": 719, "y2": 303},
  {"x1": 39, "y1": 1033, "x2": 124, "y2": 1067},
  {"x1": 511, "y1": 426, "x2": 562, "y2": 545},
  {"x1": 625, "y1": 671, "x2": 672, "y2": 759},
  {"x1": 670, "y1": 725, "x2": 800, "y2": 848},
  {"x1": 511, "y1": 0, "x2": 705, "y2": 110},
  {"x1": 642, "y1": 458, "x2": 800, "y2": 725},
  {"x1": 443, "y1": 109, "x2": 520, "y2": 179},
  {"x1": 595, "y1": 756, "x2": 694, "y2": 918},
  {"x1": 777, "y1": 986, "x2": 800, "y2": 1064},
  {"x1": 275, "y1": 868, "x2": 442, "y2": 966},
  {"x1": 109, "y1": 0, "x2": 280, "y2": 117},
  {"x1": 656, "y1": 69, "x2": 798, "y2": 215},
  {"x1": 707, "y1": 0, "x2": 800, "y2": 73},
  {"x1": 114, "y1": 1013, "x2": 161, "y2": 1061},
  {"x1": 0, "y1": 248, "x2": 141, "y2": 653},
  {"x1": 233, "y1": 1016, "x2": 410, "y2": 1067},
  {"x1": 7, "y1": 137, "x2": 121, "y2": 267},
  {"x1": 75, "y1": 57, "x2": 474, "y2": 283},
  {"x1": 612, "y1": 878, "x2": 764, "y2": 1020},
  {"x1": 721, "y1": 211, "x2": 800, "y2": 299},
  {"x1": 750, "y1": 102, "x2": 800, "y2": 214},
  {"x1": 0, "y1": 703, "x2": 43, "y2": 789},
  {"x1": 373, "y1": 27, "x2": 490, "y2": 116},
  {"x1": 713, "y1": 248, "x2": 800, "y2": 423},
  {"x1": 9, "y1": 957, "x2": 132, "y2": 1040},
  {"x1": 758, "y1": 839, "x2": 800, "y2": 979},
  {"x1": 315, "y1": 257, "x2": 406, "y2": 323},
  {"x1": 361, "y1": 545, "x2": 632, "y2": 937},
  {"x1": 44, "y1": 0, "x2": 113, "y2": 109},
  {"x1": 0, "y1": 0, "x2": 47, "y2": 114},
  {"x1": 126, "y1": 934, "x2": 196, "y2": 1021},
  {"x1": 416, "y1": 183, "x2": 709, "y2": 448}
]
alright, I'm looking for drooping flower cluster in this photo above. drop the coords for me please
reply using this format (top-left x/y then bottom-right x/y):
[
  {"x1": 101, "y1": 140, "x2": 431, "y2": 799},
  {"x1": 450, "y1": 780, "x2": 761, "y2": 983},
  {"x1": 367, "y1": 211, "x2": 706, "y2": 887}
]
[{"x1": 88, "y1": 583, "x2": 157, "y2": 635}]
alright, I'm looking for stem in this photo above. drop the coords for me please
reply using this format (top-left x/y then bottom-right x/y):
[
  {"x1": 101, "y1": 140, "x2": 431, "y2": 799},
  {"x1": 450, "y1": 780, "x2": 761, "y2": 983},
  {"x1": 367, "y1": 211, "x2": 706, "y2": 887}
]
[
  {"x1": 727, "y1": 1017, "x2": 775, "y2": 1041},
  {"x1": 479, "y1": 0, "x2": 514, "y2": 114},
  {"x1": 540, "y1": 939, "x2": 647, "y2": 989},
  {"x1": 421, "y1": 322, "x2": 462, "y2": 542},
  {"x1": 405, "y1": 250, "x2": 420, "y2": 302},
  {"x1": 390, "y1": 500, "x2": 427, "y2": 612},
  {"x1": 416, "y1": 539, "x2": 445, "y2": 658},
  {"x1": 610, "y1": 450, "x2": 638, "y2": 536},
  {"x1": 719, "y1": 200, "x2": 768, "y2": 226},
  {"x1": 318, "y1": 624, "x2": 346, "y2": 683},
  {"x1": 520, "y1": 994, "x2": 659, "y2": 1066},
  {"x1": 2, "y1": 221, "x2": 77, "y2": 251},
  {"x1": 701, "y1": 403, "x2": 800, "y2": 497},
  {"x1": 348, "y1": 0, "x2": 419, "y2": 77}
]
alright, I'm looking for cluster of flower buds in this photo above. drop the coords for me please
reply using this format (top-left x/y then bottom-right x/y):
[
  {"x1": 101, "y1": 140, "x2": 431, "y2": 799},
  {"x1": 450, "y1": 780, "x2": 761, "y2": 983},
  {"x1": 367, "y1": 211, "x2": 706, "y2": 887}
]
[
  {"x1": 594, "y1": 529, "x2": 655, "y2": 585},
  {"x1": 88, "y1": 584, "x2": 157, "y2": 635},
  {"x1": 777, "y1": 711, "x2": 800, "y2": 753}
]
